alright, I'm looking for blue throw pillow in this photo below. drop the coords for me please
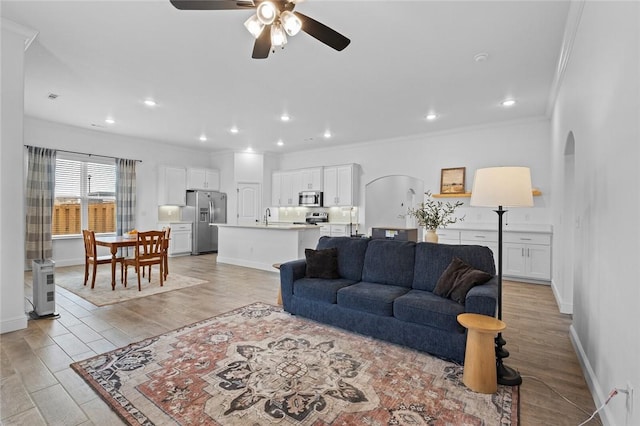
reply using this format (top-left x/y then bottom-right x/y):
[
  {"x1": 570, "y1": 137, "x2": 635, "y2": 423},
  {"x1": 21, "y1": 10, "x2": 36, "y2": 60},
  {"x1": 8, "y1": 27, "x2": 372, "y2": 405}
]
[
  {"x1": 434, "y1": 257, "x2": 492, "y2": 304},
  {"x1": 305, "y1": 248, "x2": 340, "y2": 279}
]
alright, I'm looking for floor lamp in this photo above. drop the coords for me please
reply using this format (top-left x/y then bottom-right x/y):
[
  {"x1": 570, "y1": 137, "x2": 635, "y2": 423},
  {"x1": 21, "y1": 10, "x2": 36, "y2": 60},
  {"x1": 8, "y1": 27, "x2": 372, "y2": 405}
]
[{"x1": 470, "y1": 166, "x2": 533, "y2": 386}]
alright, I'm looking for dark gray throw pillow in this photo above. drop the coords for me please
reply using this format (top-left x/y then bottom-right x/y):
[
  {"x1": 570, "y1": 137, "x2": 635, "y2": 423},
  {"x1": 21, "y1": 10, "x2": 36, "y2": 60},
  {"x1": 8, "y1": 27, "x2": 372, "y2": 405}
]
[
  {"x1": 305, "y1": 247, "x2": 340, "y2": 279},
  {"x1": 434, "y1": 257, "x2": 492, "y2": 304}
]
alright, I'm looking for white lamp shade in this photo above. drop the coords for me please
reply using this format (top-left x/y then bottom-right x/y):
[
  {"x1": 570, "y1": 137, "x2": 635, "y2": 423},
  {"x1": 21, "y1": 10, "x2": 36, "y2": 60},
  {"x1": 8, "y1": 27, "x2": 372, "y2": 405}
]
[
  {"x1": 281, "y1": 11, "x2": 302, "y2": 36},
  {"x1": 270, "y1": 23, "x2": 287, "y2": 47},
  {"x1": 256, "y1": 1, "x2": 277, "y2": 25},
  {"x1": 470, "y1": 167, "x2": 534, "y2": 207},
  {"x1": 244, "y1": 14, "x2": 265, "y2": 38}
]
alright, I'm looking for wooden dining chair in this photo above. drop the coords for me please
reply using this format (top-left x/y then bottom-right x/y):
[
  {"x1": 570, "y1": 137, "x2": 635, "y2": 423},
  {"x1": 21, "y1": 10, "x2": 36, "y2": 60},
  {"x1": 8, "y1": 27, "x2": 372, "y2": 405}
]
[
  {"x1": 162, "y1": 226, "x2": 171, "y2": 280},
  {"x1": 124, "y1": 230, "x2": 165, "y2": 291},
  {"x1": 82, "y1": 229, "x2": 123, "y2": 289}
]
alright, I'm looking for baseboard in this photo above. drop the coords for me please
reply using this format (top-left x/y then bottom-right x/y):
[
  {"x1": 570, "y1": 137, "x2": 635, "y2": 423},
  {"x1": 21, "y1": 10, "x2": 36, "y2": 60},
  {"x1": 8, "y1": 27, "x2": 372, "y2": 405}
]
[
  {"x1": 551, "y1": 278, "x2": 573, "y2": 314},
  {"x1": 216, "y1": 256, "x2": 279, "y2": 273},
  {"x1": 569, "y1": 325, "x2": 614, "y2": 425},
  {"x1": 0, "y1": 314, "x2": 28, "y2": 334}
]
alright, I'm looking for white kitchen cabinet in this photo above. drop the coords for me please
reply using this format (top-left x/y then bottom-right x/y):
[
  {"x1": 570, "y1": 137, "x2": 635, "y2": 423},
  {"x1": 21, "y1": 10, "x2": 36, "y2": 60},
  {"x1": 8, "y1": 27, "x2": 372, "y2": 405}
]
[
  {"x1": 300, "y1": 167, "x2": 323, "y2": 191},
  {"x1": 158, "y1": 222, "x2": 192, "y2": 256},
  {"x1": 437, "y1": 227, "x2": 552, "y2": 283},
  {"x1": 323, "y1": 164, "x2": 359, "y2": 207},
  {"x1": 503, "y1": 233, "x2": 552, "y2": 281},
  {"x1": 319, "y1": 224, "x2": 352, "y2": 237},
  {"x1": 187, "y1": 168, "x2": 220, "y2": 191},
  {"x1": 158, "y1": 165, "x2": 187, "y2": 206},
  {"x1": 271, "y1": 171, "x2": 299, "y2": 207}
]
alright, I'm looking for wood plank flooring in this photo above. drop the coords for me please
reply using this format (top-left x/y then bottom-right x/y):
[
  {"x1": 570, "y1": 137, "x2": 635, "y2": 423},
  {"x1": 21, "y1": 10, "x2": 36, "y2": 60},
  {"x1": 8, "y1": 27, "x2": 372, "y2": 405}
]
[{"x1": 2, "y1": 254, "x2": 600, "y2": 425}]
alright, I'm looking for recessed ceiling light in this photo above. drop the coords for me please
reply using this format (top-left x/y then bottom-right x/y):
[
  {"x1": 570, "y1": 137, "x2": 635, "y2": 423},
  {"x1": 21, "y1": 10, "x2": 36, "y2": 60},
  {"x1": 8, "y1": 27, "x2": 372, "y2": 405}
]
[
  {"x1": 425, "y1": 113, "x2": 438, "y2": 121},
  {"x1": 105, "y1": 118, "x2": 115, "y2": 124},
  {"x1": 474, "y1": 52, "x2": 489, "y2": 62},
  {"x1": 280, "y1": 114, "x2": 290, "y2": 122},
  {"x1": 246, "y1": 147, "x2": 254, "y2": 152},
  {"x1": 500, "y1": 99, "x2": 516, "y2": 107},
  {"x1": 323, "y1": 130, "x2": 332, "y2": 139},
  {"x1": 230, "y1": 126, "x2": 239, "y2": 134},
  {"x1": 277, "y1": 140, "x2": 284, "y2": 146},
  {"x1": 199, "y1": 135, "x2": 207, "y2": 142},
  {"x1": 144, "y1": 99, "x2": 157, "y2": 107}
]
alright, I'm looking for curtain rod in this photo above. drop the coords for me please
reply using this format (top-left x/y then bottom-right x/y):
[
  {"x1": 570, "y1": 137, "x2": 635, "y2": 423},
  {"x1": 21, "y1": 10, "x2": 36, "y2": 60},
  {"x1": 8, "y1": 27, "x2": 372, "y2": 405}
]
[{"x1": 24, "y1": 145, "x2": 142, "y2": 163}]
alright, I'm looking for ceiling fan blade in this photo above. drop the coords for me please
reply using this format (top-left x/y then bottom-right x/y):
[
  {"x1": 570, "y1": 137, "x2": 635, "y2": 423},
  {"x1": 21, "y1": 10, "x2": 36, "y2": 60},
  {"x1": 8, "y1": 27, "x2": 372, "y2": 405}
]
[
  {"x1": 294, "y1": 11, "x2": 350, "y2": 51},
  {"x1": 170, "y1": 0, "x2": 255, "y2": 10},
  {"x1": 252, "y1": 27, "x2": 271, "y2": 59}
]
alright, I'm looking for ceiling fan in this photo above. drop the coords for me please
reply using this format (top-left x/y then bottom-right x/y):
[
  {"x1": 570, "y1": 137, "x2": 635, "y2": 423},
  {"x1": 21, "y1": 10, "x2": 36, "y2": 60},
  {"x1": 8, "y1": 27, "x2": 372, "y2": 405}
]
[{"x1": 170, "y1": 0, "x2": 351, "y2": 59}]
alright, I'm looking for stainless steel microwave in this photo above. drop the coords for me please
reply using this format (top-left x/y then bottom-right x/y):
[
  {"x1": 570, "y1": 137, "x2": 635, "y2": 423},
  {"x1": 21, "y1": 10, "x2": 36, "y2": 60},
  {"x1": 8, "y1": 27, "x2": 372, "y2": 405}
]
[{"x1": 299, "y1": 191, "x2": 323, "y2": 207}]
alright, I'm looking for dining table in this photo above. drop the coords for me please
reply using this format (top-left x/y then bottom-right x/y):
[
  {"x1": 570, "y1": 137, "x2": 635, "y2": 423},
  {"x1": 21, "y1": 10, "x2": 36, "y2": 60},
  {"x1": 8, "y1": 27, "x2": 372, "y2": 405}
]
[{"x1": 94, "y1": 235, "x2": 137, "y2": 290}]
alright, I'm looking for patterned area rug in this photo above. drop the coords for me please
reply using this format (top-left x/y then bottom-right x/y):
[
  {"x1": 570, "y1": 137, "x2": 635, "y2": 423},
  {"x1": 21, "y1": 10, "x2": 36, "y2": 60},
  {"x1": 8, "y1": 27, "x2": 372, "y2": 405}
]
[
  {"x1": 71, "y1": 303, "x2": 519, "y2": 425},
  {"x1": 54, "y1": 267, "x2": 207, "y2": 306}
]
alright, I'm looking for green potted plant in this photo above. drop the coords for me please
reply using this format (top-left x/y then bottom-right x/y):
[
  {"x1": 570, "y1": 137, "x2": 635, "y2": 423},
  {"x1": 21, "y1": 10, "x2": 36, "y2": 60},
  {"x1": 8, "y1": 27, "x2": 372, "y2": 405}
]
[{"x1": 405, "y1": 191, "x2": 464, "y2": 242}]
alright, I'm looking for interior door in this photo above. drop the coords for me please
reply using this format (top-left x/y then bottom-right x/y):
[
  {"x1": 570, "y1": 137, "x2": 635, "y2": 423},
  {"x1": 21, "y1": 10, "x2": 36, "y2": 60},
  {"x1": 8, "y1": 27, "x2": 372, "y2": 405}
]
[{"x1": 237, "y1": 183, "x2": 261, "y2": 226}]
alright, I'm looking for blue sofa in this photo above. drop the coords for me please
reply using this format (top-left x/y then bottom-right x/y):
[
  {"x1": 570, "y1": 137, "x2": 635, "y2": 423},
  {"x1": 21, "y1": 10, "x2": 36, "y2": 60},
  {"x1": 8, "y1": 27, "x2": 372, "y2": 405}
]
[{"x1": 279, "y1": 236, "x2": 499, "y2": 363}]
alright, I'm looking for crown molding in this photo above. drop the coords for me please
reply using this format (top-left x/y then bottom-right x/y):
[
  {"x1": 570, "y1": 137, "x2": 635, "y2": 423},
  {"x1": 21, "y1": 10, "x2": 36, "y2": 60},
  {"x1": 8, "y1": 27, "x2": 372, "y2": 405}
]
[
  {"x1": 1, "y1": 18, "x2": 39, "y2": 51},
  {"x1": 546, "y1": 0, "x2": 585, "y2": 117}
]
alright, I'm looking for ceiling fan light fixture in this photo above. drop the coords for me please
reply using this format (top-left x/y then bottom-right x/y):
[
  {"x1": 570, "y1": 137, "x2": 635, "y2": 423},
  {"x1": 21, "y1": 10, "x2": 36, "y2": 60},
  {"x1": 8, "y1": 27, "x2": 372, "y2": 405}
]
[
  {"x1": 271, "y1": 23, "x2": 287, "y2": 48},
  {"x1": 281, "y1": 10, "x2": 302, "y2": 36},
  {"x1": 244, "y1": 14, "x2": 265, "y2": 38},
  {"x1": 256, "y1": 1, "x2": 277, "y2": 25}
]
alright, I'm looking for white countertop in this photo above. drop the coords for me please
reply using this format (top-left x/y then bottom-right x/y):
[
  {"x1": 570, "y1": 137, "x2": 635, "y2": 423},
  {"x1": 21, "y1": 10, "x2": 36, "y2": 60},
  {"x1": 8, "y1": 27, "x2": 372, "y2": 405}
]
[
  {"x1": 217, "y1": 223, "x2": 319, "y2": 230},
  {"x1": 444, "y1": 222, "x2": 553, "y2": 233},
  {"x1": 157, "y1": 221, "x2": 193, "y2": 224}
]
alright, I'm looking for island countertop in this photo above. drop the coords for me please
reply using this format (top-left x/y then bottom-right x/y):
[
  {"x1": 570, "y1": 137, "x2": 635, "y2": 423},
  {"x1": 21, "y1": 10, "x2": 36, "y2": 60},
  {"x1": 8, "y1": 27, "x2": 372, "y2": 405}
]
[{"x1": 217, "y1": 223, "x2": 319, "y2": 230}]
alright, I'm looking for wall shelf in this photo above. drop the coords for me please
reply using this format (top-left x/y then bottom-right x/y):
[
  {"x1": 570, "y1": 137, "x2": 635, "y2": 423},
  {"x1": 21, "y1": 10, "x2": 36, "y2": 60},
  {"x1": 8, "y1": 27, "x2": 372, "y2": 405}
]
[{"x1": 433, "y1": 189, "x2": 542, "y2": 198}]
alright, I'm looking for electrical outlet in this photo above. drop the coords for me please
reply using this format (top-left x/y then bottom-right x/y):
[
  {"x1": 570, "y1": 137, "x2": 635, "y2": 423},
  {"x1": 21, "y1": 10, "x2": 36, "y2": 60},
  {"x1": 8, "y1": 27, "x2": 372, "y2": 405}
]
[{"x1": 627, "y1": 381, "x2": 634, "y2": 414}]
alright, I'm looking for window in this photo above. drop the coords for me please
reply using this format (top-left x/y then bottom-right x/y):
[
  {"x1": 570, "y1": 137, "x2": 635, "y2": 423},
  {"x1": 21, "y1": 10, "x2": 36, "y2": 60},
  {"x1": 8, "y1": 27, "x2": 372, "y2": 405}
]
[{"x1": 53, "y1": 156, "x2": 116, "y2": 236}]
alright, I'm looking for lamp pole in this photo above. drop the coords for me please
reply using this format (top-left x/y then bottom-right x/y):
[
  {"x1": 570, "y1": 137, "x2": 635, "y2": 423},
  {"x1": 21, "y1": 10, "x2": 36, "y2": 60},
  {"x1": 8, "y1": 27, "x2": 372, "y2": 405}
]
[{"x1": 495, "y1": 205, "x2": 522, "y2": 386}]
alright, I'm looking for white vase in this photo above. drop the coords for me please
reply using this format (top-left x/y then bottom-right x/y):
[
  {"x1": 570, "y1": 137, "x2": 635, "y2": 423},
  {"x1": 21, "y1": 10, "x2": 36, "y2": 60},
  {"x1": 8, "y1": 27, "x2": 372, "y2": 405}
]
[{"x1": 425, "y1": 229, "x2": 439, "y2": 243}]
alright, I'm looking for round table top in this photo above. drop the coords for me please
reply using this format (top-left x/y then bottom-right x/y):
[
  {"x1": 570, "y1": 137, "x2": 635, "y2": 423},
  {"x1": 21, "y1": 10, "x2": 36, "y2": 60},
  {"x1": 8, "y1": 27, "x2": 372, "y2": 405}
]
[{"x1": 457, "y1": 313, "x2": 506, "y2": 333}]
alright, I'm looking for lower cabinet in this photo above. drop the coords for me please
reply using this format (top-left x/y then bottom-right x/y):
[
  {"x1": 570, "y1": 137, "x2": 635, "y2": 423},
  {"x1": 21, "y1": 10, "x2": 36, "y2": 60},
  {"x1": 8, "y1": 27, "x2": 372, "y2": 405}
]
[
  {"x1": 437, "y1": 227, "x2": 552, "y2": 283},
  {"x1": 319, "y1": 224, "x2": 352, "y2": 237},
  {"x1": 503, "y1": 233, "x2": 551, "y2": 281},
  {"x1": 159, "y1": 222, "x2": 192, "y2": 257}
]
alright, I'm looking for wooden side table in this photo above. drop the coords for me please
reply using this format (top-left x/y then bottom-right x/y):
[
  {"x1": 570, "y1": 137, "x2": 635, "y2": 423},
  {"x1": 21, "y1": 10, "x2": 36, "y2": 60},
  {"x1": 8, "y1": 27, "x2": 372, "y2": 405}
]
[
  {"x1": 272, "y1": 263, "x2": 282, "y2": 305},
  {"x1": 457, "y1": 313, "x2": 506, "y2": 394}
]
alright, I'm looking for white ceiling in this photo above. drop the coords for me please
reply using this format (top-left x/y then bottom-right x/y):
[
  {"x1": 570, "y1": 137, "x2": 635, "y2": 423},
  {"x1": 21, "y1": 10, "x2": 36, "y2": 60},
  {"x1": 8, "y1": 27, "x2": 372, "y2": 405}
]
[{"x1": 2, "y1": 0, "x2": 571, "y2": 154}]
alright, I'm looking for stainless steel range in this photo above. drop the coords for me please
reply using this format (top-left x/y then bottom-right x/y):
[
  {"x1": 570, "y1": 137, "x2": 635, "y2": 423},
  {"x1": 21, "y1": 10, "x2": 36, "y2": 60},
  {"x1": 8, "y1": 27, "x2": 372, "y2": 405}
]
[{"x1": 305, "y1": 212, "x2": 328, "y2": 225}]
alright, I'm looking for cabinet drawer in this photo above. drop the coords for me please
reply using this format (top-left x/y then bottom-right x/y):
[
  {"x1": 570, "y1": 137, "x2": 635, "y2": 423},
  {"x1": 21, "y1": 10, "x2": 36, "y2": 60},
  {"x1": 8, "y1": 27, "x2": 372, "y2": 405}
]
[
  {"x1": 460, "y1": 230, "x2": 497, "y2": 242},
  {"x1": 504, "y1": 232, "x2": 551, "y2": 245},
  {"x1": 437, "y1": 230, "x2": 459, "y2": 242}
]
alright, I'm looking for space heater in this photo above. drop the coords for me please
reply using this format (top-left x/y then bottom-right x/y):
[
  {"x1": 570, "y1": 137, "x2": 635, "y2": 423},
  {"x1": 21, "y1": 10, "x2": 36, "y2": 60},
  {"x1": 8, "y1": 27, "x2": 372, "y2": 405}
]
[{"x1": 32, "y1": 259, "x2": 56, "y2": 317}]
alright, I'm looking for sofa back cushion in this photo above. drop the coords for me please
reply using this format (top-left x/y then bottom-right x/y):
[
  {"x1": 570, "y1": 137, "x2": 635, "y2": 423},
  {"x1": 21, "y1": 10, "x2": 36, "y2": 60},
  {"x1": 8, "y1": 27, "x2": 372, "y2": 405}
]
[
  {"x1": 413, "y1": 243, "x2": 496, "y2": 292},
  {"x1": 316, "y1": 236, "x2": 370, "y2": 281},
  {"x1": 361, "y1": 239, "x2": 416, "y2": 287}
]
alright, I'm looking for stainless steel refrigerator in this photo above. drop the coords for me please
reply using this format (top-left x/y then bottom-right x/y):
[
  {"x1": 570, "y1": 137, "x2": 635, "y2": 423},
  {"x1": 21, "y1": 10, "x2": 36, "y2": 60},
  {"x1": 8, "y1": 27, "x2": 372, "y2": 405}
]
[{"x1": 185, "y1": 190, "x2": 227, "y2": 254}]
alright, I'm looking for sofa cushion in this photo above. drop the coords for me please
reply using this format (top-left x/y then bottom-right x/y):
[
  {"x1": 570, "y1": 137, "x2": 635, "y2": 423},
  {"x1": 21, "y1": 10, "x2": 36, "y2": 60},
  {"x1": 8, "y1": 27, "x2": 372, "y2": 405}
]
[
  {"x1": 305, "y1": 247, "x2": 340, "y2": 279},
  {"x1": 293, "y1": 277, "x2": 357, "y2": 304},
  {"x1": 361, "y1": 239, "x2": 416, "y2": 287},
  {"x1": 434, "y1": 257, "x2": 493, "y2": 304},
  {"x1": 337, "y1": 282, "x2": 410, "y2": 316},
  {"x1": 316, "y1": 237, "x2": 370, "y2": 281},
  {"x1": 394, "y1": 290, "x2": 466, "y2": 333},
  {"x1": 413, "y1": 243, "x2": 496, "y2": 292}
]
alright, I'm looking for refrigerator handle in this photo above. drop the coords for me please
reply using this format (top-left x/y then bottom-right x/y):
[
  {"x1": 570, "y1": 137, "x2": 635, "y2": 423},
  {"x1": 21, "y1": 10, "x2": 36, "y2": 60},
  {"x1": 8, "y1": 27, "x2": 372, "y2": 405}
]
[{"x1": 209, "y1": 200, "x2": 214, "y2": 223}]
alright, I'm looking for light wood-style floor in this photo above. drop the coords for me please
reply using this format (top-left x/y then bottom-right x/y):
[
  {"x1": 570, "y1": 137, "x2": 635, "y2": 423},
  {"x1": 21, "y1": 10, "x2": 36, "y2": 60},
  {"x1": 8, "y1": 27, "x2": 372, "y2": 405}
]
[{"x1": 2, "y1": 254, "x2": 600, "y2": 425}]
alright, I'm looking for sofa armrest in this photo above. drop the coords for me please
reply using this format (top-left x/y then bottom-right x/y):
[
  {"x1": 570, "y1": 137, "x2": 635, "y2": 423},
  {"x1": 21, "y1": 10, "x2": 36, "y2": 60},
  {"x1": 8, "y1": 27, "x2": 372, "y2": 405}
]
[
  {"x1": 279, "y1": 259, "x2": 307, "y2": 310},
  {"x1": 464, "y1": 276, "x2": 499, "y2": 317}
]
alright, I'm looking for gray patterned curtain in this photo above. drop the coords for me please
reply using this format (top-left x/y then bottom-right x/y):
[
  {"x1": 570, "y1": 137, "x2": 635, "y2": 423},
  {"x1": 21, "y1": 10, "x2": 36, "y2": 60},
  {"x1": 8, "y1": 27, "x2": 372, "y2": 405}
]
[
  {"x1": 116, "y1": 158, "x2": 136, "y2": 256},
  {"x1": 25, "y1": 146, "x2": 57, "y2": 261}
]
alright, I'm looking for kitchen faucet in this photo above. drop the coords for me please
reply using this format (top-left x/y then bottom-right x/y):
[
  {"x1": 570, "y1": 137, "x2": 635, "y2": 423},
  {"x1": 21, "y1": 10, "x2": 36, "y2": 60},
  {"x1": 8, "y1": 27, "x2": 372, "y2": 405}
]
[{"x1": 264, "y1": 208, "x2": 271, "y2": 226}]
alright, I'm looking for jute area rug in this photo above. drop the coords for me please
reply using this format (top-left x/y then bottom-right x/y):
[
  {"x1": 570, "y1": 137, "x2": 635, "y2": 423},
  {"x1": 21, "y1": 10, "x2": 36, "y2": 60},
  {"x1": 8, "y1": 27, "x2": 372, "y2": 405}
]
[
  {"x1": 71, "y1": 303, "x2": 518, "y2": 425},
  {"x1": 55, "y1": 267, "x2": 207, "y2": 307}
]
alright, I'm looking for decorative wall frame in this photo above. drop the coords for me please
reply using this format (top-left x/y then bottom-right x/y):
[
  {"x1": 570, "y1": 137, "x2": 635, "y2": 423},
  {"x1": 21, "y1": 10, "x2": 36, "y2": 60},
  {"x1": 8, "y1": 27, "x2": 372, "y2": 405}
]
[{"x1": 440, "y1": 167, "x2": 466, "y2": 194}]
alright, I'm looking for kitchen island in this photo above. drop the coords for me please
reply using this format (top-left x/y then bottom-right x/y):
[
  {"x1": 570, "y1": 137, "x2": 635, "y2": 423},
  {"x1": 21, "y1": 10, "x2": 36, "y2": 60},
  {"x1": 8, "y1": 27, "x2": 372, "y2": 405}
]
[{"x1": 217, "y1": 224, "x2": 321, "y2": 272}]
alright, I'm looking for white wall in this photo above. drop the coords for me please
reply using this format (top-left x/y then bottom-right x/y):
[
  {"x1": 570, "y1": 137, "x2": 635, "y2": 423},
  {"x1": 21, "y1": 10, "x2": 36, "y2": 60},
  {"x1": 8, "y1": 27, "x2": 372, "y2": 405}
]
[
  {"x1": 24, "y1": 117, "x2": 216, "y2": 266},
  {"x1": 550, "y1": 2, "x2": 639, "y2": 425},
  {"x1": 1, "y1": 20, "x2": 37, "y2": 333},
  {"x1": 278, "y1": 118, "x2": 552, "y2": 231}
]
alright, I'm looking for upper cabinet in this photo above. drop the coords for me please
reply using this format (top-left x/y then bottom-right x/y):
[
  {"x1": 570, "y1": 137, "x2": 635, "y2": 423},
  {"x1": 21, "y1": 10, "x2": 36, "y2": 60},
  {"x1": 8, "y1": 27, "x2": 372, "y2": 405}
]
[
  {"x1": 323, "y1": 164, "x2": 359, "y2": 207},
  {"x1": 158, "y1": 165, "x2": 187, "y2": 206},
  {"x1": 299, "y1": 167, "x2": 323, "y2": 191},
  {"x1": 271, "y1": 171, "x2": 299, "y2": 207},
  {"x1": 186, "y1": 168, "x2": 220, "y2": 191}
]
